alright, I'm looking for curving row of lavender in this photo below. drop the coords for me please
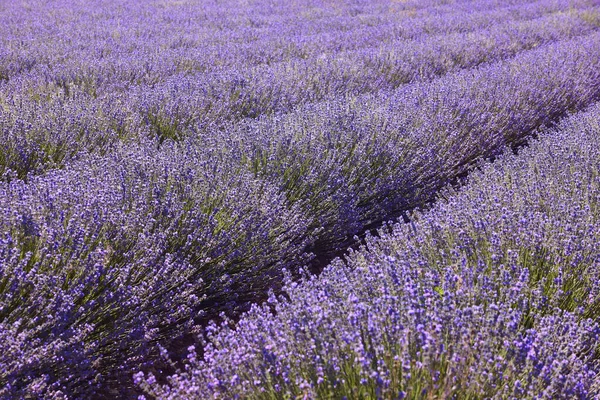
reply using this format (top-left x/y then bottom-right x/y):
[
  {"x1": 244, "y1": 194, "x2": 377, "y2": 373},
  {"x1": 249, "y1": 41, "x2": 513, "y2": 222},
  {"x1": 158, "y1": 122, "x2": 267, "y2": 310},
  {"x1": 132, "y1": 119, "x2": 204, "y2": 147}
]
[
  {"x1": 222, "y1": 32, "x2": 600, "y2": 257},
  {"x1": 1, "y1": 0, "x2": 599, "y2": 179},
  {"x1": 136, "y1": 101, "x2": 600, "y2": 399},
  {"x1": 0, "y1": 139, "x2": 315, "y2": 397},
  {"x1": 0, "y1": 0, "x2": 586, "y2": 82},
  {"x1": 2, "y1": 0, "x2": 600, "y2": 398}
]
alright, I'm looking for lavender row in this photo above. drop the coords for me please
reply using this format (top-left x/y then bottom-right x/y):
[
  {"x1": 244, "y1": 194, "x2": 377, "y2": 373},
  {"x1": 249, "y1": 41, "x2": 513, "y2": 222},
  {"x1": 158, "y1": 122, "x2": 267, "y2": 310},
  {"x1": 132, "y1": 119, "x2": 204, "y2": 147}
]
[
  {"x1": 138, "y1": 101, "x2": 600, "y2": 400},
  {"x1": 2, "y1": 5, "x2": 598, "y2": 180},
  {"x1": 0, "y1": 0, "x2": 570, "y2": 84},
  {"x1": 2, "y1": 0, "x2": 580, "y2": 111},
  {"x1": 4, "y1": 0, "x2": 593, "y2": 102},
  {"x1": 0, "y1": 140, "x2": 314, "y2": 397},
  {"x1": 217, "y1": 32, "x2": 600, "y2": 258},
  {"x1": 135, "y1": 7, "x2": 599, "y2": 131}
]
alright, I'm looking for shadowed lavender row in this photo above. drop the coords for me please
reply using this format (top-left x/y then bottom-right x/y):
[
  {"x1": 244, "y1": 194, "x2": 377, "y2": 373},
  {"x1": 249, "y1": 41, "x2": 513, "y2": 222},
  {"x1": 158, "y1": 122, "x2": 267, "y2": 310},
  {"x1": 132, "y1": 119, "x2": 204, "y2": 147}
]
[
  {"x1": 0, "y1": 139, "x2": 315, "y2": 397},
  {"x1": 2, "y1": 3, "x2": 598, "y2": 180},
  {"x1": 137, "y1": 101, "x2": 600, "y2": 399}
]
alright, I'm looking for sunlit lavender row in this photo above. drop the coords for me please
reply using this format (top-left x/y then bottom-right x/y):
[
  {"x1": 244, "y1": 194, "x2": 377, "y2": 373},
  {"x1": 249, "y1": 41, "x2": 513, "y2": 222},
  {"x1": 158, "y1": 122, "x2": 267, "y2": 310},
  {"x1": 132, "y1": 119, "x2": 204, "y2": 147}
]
[
  {"x1": 137, "y1": 101, "x2": 600, "y2": 399},
  {"x1": 2, "y1": 0, "x2": 600, "y2": 398},
  {"x1": 1, "y1": 0, "x2": 587, "y2": 82},
  {"x1": 217, "y1": 31, "x2": 600, "y2": 260},
  {"x1": 1, "y1": 0, "x2": 599, "y2": 180}
]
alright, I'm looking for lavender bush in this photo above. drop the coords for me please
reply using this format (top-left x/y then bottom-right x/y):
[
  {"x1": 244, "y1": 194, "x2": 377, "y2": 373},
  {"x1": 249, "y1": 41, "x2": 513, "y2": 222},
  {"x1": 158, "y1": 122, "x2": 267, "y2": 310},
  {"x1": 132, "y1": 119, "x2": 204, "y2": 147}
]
[
  {"x1": 225, "y1": 31, "x2": 600, "y2": 258},
  {"x1": 0, "y1": 140, "x2": 312, "y2": 397},
  {"x1": 137, "y1": 101, "x2": 600, "y2": 399},
  {"x1": 2, "y1": 0, "x2": 585, "y2": 83}
]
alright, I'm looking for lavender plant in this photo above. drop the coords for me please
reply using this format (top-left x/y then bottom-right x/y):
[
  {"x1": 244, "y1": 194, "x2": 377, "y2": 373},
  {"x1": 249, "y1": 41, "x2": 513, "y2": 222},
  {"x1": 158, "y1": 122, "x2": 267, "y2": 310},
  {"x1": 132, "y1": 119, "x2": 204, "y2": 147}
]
[
  {"x1": 0, "y1": 140, "x2": 312, "y2": 397},
  {"x1": 137, "y1": 101, "x2": 600, "y2": 400},
  {"x1": 2, "y1": 0, "x2": 581, "y2": 83}
]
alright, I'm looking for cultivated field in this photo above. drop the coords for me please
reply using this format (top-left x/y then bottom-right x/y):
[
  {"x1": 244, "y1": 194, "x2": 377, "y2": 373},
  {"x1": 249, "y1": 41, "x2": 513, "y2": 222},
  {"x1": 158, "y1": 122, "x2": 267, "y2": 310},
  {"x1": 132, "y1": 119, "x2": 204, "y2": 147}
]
[{"x1": 1, "y1": 0, "x2": 600, "y2": 398}]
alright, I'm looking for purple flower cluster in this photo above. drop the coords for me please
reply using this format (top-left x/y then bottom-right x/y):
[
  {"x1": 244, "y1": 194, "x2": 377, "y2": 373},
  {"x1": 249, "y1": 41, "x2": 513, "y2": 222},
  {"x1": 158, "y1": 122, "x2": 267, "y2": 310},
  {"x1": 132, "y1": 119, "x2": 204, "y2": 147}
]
[
  {"x1": 1, "y1": 0, "x2": 598, "y2": 178},
  {"x1": 138, "y1": 101, "x2": 600, "y2": 399},
  {"x1": 0, "y1": 141, "x2": 311, "y2": 397},
  {"x1": 1, "y1": 0, "x2": 600, "y2": 397}
]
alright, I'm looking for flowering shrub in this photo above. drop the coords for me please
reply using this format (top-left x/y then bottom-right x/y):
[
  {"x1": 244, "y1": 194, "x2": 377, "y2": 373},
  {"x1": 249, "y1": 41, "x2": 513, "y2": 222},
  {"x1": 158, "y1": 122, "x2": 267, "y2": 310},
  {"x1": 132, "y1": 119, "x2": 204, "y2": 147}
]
[
  {"x1": 0, "y1": 141, "x2": 311, "y2": 397},
  {"x1": 1, "y1": 0, "x2": 598, "y2": 178}
]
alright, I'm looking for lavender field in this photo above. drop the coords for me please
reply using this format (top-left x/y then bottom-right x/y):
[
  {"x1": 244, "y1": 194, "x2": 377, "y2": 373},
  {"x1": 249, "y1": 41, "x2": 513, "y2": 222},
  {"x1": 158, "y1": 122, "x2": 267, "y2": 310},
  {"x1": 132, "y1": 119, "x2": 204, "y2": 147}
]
[{"x1": 1, "y1": 0, "x2": 600, "y2": 398}]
